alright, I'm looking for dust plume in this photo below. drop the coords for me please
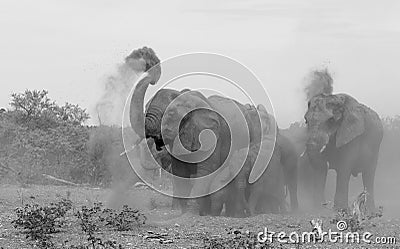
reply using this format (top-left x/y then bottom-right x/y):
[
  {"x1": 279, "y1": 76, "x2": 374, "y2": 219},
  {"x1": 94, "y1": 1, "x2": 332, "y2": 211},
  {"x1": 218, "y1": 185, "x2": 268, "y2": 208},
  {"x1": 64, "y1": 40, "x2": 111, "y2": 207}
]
[
  {"x1": 95, "y1": 63, "x2": 138, "y2": 127},
  {"x1": 303, "y1": 68, "x2": 333, "y2": 100},
  {"x1": 94, "y1": 46, "x2": 158, "y2": 127},
  {"x1": 90, "y1": 47, "x2": 162, "y2": 211}
]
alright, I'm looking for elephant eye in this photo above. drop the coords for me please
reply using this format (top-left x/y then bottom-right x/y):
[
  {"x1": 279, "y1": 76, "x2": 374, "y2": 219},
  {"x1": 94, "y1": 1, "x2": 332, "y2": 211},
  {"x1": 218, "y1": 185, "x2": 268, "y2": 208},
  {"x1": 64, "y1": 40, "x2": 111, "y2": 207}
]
[{"x1": 307, "y1": 101, "x2": 311, "y2": 108}]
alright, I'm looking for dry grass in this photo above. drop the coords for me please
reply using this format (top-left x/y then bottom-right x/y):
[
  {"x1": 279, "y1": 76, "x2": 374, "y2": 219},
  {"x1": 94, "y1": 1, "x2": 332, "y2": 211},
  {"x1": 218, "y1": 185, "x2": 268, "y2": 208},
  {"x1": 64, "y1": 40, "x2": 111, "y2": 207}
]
[{"x1": 0, "y1": 184, "x2": 398, "y2": 248}]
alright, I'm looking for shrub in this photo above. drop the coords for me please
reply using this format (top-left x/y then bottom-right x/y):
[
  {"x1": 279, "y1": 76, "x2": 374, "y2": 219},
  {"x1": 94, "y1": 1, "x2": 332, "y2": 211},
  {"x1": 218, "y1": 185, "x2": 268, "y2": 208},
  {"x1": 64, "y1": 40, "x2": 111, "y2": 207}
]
[{"x1": 12, "y1": 199, "x2": 73, "y2": 248}]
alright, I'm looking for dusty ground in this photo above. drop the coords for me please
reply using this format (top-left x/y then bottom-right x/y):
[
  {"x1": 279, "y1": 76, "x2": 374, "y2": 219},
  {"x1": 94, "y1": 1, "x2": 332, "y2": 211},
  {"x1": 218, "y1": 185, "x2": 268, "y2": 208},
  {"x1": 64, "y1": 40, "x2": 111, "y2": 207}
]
[{"x1": 0, "y1": 184, "x2": 398, "y2": 249}]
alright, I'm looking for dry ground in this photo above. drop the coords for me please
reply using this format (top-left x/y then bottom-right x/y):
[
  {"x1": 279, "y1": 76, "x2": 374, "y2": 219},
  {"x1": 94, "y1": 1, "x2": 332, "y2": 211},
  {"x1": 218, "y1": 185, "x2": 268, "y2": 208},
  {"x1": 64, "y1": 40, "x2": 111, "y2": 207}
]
[{"x1": 0, "y1": 184, "x2": 398, "y2": 249}]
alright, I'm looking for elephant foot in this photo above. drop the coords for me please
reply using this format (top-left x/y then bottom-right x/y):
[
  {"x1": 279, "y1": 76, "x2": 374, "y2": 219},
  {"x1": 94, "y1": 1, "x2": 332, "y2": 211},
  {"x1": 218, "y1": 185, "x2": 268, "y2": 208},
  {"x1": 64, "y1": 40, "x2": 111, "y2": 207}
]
[
  {"x1": 234, "y1": 212, "x2": 248, "y2": 218},
  {"x1": 333, "y1": 204, "x2": 349, "y2": 214},
  {"x1": 290, "y1": 202, "x2": 299, "y2": 213},
  {"x1": 199, "y1": 210, "x2": 208, "y2": 216},
  {"x1": 180, "y1": 200, "x2": 189, "y2": 214},
  {"x1": 172, "y1": 198, "x2": 189, "y2": 214},
  {"x1": 312, "y1": 199, "x2": 327, "y2": 210},
  {"x1": 365, "y1": 197, "x2": 376, "y2": 214},
  {"x1": 171, "y1": 198, "x2": 180, "y2": 210}
]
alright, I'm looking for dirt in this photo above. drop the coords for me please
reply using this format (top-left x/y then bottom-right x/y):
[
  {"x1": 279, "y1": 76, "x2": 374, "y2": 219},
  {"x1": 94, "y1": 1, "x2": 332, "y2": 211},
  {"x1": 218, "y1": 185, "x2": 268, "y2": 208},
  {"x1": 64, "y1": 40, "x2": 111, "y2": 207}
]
[{"x1": 0, "y1": 184, "x2": 398, "y2": 249}]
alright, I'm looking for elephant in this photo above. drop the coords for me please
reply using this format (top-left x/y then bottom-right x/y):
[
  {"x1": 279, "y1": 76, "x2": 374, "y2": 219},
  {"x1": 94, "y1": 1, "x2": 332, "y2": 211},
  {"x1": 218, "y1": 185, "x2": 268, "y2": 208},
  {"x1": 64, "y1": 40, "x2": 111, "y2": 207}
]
[
  {"x1": 247, "y1": 140, "x2": 286, "y2": 215},
  {"x1": 304, "y1": 93, "x2": 383, "y2": 211},
  {"x1": 247, "y1": 104, "x2": 298, "y2": 212},
  {"x1": 209, "y1": 107, "x2": 299, "y2": 217},
  {"x1": 209, "y1": 136, "x2": 286, "y2": 217},
  {"x1": 128, "y1": 47, "x2": 266, "y2": 215}
]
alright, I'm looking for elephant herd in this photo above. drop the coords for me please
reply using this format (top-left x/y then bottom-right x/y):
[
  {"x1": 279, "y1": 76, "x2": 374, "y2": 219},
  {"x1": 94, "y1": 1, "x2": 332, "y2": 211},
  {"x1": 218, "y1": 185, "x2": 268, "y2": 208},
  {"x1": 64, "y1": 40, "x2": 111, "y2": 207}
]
[{"x1": 128, "y1": 47, "x2": 383, "y2": 217}]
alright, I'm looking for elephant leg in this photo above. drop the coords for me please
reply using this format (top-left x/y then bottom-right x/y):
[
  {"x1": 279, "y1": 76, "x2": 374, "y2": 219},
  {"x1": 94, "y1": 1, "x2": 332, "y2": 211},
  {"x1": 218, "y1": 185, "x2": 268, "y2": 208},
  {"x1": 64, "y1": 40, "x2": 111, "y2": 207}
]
[
  {"x1": 171, "y1": 177, "x2": 190, "y2": 213},
  {"x1": 171, "y1": 198, "x2": 180, "y2": 210},
  {"x1": 191, "y1": 154, "x2": 221, "y2": 216},
  {"x1": 283, "y1": 160, "x2": 298, "y2": 212},
  {"x1": 171, "y1": 160, "x2": 193, "y2": 214},
  {"x1": 225, "y1": 195, "x2": 235, "y2": 217},
  {"x1": 334, "y1": 167, "x2": 351, "y2": 210},
  {"x1": 191, "y1": 176, "x2": 212, "y2": 215},
  {"x1": 233, "y1": 177, "x2": 249, "y2": 217},
  {"x1": 247, "y1": 188, "x2": 259, "y2": 216},
  {"x1": 279, "y1": 198, "x2": 288, "y2": 214},
  {"x1": 271, "y1": 197, "x2": 281, "y2": 214},
  {"x1": 362, "y1": 165, "x2": 377, "y2": 212},
  {"x1": 197, "y1": 196, "x2": 211, "y2": 216},
  {"x1": 312, "y1": 163, "x2": 328, "y2": 208},
  {"x1": 222, "y1": 181, "x2": 245, "y2": 217},
  {"x1": 210, "y1": 188, "x2": 226, "y2": 216},
  {"x1": 289, "y1": 170, "x2": 298, "y2": 211}
]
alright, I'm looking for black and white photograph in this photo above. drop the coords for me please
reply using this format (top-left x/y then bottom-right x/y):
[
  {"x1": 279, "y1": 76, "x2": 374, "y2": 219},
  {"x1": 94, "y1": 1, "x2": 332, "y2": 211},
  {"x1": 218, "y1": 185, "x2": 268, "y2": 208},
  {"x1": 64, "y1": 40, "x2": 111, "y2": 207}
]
[{"x1": 0, "y1": 1, "x2": 399, "y2": 248}]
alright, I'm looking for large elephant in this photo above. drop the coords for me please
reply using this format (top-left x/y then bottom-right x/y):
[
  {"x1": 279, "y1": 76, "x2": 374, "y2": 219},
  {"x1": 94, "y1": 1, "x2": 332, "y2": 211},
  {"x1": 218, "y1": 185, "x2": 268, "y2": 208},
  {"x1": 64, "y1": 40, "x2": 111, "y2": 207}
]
[
  {"x1": 128, "y1": 47, "x2": 265, "y2": 215},
  {"x1": 304, "y1": 93, "x2": 383, "y2": 211}
]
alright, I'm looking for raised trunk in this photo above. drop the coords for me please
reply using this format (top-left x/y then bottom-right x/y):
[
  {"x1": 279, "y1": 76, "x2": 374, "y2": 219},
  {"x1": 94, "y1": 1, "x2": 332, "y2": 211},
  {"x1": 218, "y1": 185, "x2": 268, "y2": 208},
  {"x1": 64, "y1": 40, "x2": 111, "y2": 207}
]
[{"x1": 130, "y1": 76, "x2": 153, "y2": 143}]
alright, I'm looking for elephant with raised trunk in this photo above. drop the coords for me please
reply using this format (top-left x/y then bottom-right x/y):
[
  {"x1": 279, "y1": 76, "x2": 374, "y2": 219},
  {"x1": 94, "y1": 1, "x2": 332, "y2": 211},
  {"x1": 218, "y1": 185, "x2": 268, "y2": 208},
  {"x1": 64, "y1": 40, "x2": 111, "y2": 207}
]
[
  {"x1": 128, "y1": 47, "x2": 268, "y2": 215},
  {"x1": 304, "y1": 92, "x2": 383, "y2": 211}
]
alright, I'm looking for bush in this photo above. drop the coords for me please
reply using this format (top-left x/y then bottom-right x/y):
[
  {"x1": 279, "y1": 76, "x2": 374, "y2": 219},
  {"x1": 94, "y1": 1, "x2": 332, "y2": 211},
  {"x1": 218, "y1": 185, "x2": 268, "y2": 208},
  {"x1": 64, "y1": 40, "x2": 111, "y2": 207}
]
[
  {"x1": 75, "y1": 202, "x2": 145, "y2": 248},
  {"x1": 12, "y1": 200, "x2": 146, "y2": 249},
  {"x1": 103, "y1": 205, "x2": 147, "y2": 231},
  {"x1": 12, "y1": 199, "x2": 73, "y2": 248}
]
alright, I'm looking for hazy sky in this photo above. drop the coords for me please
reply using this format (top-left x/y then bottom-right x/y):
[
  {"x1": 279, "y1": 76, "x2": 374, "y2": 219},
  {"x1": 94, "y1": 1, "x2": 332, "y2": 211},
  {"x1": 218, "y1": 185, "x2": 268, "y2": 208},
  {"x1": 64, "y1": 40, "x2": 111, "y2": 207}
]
[{"x1": 1, "y1": 0, "x2": 399, "y2": 127}]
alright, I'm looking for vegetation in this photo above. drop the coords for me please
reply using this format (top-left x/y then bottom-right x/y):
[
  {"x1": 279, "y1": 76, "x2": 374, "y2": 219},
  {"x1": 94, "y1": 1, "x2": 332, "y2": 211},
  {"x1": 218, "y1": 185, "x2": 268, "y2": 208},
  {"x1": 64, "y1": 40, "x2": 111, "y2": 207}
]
[
  {"x1": 0, "y1": 90, "x2": 135, "y2": 186},
  {"x1": 12, "y1": 199, "x2": 73, "y2": 248},
  {"x1": 12, "y1": 199, "x2": 146, "y2": 249}
]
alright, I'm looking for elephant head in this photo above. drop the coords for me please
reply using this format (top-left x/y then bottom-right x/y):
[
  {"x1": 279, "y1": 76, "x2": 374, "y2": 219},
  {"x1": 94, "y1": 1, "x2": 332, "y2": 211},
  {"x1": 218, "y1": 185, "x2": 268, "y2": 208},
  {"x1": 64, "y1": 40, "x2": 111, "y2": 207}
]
[
  {"x1": 304, "y1": 93, "x2": 365, "y2": 151},
  {"x1": 304, "y1": 93, "x2": 365, "y2": 204}
]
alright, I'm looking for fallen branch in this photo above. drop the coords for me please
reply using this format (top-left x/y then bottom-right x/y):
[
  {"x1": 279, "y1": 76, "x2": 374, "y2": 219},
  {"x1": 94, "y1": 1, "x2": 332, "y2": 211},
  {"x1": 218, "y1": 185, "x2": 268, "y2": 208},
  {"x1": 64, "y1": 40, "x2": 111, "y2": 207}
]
[{"x1": 42, "y1": 174, "x2": 80, "y2": 186}]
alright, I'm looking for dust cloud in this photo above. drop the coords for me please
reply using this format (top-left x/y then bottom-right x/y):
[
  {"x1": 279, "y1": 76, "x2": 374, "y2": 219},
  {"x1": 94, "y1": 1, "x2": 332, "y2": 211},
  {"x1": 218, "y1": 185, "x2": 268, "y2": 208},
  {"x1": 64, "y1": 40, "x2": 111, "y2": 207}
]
[
  {"x1": 95, "y1": 63, "x2": 138, "y2": 127},
  {"x1": 89, "y1": 52, "x2": 153, "y2": 211},
  {"x1": 303, "y1": 68, "x2": 333, "y2": 101}
]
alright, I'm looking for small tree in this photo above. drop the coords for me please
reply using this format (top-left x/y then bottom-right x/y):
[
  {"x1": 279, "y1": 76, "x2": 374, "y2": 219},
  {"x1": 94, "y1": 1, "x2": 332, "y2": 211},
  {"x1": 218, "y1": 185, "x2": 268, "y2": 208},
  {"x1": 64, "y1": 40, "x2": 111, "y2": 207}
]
[{"x1": 10, "y1": 89, "x2": 89, "y2": 129}]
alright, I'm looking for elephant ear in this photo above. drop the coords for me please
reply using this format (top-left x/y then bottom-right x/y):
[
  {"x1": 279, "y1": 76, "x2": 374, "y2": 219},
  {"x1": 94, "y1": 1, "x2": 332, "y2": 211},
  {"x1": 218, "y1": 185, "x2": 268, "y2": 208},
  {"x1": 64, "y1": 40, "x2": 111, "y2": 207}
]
[
  {"x1": 335, "y1": 95, "x2": 365, "y2": 147},
  {"x1": 179, "y1": 108, "x2": 220, "y2": 152},
  {"x1": 161, "y1": 91, "x2": 219, "y2": 153}
]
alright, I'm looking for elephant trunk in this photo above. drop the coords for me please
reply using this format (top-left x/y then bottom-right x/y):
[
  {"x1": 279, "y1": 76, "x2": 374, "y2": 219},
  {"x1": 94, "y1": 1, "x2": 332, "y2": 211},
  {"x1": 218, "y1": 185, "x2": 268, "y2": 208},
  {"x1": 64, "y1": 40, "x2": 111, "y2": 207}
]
[
  {"x1": 130, "y1": 77, "x2": 153, "y2": 143},
  {"x1": 306, "y1": 124, "x2": 329, "y2": 151},
  {"x1": 144, "y1": 107, "x2": 163, "y2": 137},
  {"x1": 306, "y1": 144, "x2": 328, "y2": 207},
  {"x1": 128, "y1": 47, "x2": 161, "y2": 144}
]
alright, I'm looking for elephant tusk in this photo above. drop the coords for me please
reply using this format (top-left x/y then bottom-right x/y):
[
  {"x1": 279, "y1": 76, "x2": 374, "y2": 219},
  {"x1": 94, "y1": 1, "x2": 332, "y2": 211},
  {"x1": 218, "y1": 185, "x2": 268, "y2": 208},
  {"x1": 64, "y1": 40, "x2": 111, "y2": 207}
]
[
  {"x1": 320, "y1": 145, "x2": 327, "y2": 153},
  {"x1": 119, "y1": 144, "x2": 138, "y2": 156},
  {"x1": 300, "y1": 150, "x2": 306, "y2": 157}
]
